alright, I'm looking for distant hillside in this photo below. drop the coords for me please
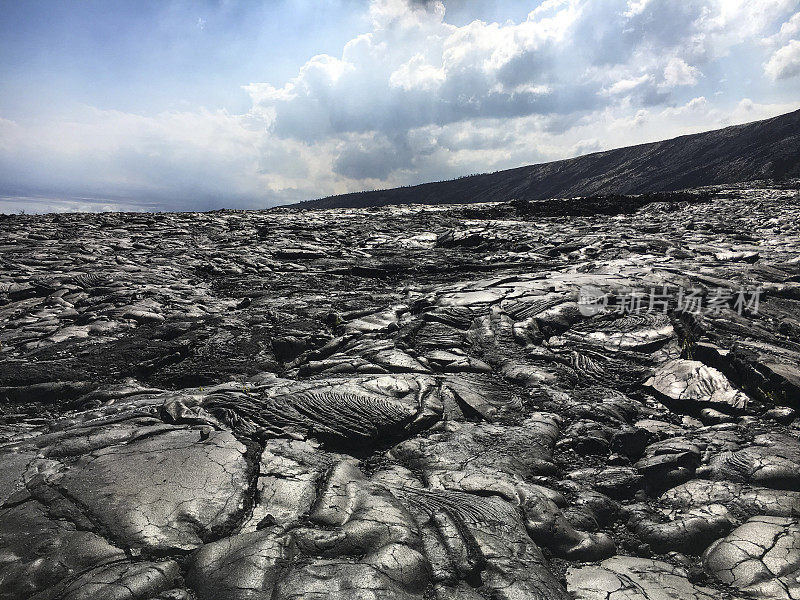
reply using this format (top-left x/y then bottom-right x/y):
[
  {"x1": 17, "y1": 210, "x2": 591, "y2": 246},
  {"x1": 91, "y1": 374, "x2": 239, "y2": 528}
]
[{"x1": 289, "y1": 108, "x2": 800, "y2": 209}]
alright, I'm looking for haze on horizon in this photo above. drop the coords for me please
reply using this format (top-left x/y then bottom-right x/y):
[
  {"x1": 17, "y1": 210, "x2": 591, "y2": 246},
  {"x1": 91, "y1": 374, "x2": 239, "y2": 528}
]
[{"x1": 1, "y1": 0, "x2": 799, "y2": 214}]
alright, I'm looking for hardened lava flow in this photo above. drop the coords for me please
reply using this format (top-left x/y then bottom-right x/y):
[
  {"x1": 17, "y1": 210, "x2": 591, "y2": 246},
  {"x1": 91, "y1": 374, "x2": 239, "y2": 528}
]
[{"x1": 1, "y1": 183, "x2": 800, "y2": 599}]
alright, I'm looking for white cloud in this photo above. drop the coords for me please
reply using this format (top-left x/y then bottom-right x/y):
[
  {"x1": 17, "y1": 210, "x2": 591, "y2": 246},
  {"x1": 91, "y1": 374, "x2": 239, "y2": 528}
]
[
  {"x1": 389, "y1": 53, "x2": 445, "y2": 90},
  {"x1": 662, "y1": 57, "x2": 701, "y2": 87},
  {"x1": 0, "y1": 107, "x2": 336, "y2": 209},
  {"x1": 369, "y1": 0, "x2": 445, "y2": 30},
  {"x1": 604, "y1": 74, "x2": 653, "y2": 96},
  {"x1": 765, "y1": 39, "x2": 800, "y2": 80},
  {"x1": 779, "y1": 13, "x2": 800, "y2": 38},
  {"x1": 623, "y1": 0, "x2": 651, "y2": 18},
  {"x1": 706, "y1": 0, "x2": 799, "y2": 52},
  {"x1": 572, "y1": 138, "x2": 603, "y2": 156}
]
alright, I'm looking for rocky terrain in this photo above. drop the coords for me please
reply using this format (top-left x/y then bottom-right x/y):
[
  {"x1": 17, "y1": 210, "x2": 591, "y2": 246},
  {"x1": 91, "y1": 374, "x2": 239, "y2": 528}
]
[
  {"x1": 294, "y1": 108, "x2": 800, "y2": 209},
  {"x1": 1, "y1": 182, "x2": 800, "y2": 599}
]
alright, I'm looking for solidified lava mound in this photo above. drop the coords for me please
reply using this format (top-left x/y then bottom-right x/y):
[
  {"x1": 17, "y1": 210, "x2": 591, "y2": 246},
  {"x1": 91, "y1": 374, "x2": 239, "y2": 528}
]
[{"x1": 1, "y1": 183, "x2": 800, "y2": 599}]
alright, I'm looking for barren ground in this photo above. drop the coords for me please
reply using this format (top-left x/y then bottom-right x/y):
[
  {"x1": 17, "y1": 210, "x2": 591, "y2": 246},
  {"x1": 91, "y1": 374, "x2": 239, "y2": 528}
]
[{"x1": 1, "y1": 183, "x2": 800, "y2": 599}]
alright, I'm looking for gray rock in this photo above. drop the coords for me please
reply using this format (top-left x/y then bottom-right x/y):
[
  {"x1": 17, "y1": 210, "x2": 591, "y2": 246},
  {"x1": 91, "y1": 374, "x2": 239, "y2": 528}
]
[
  {"x1": 697, "y1": 434, "x2": 800, "y2": 490},
  {"x1": 52, "y1": 428, "x2": 253, "y2": 551},
  {"x1": 662, "y1": 479, "x2": 800, "y2": 517},
  {"x1": 568, "y1": 556, "x2": 731, "y2": 600},
  {"x1": 624, "y1": 502, "x2": 734, "y2": 554},
  {"x1": 703, "y1": 516, "x2": 800, "y2": 599},
  {"x1": 645, "y1": 359, "x2": 749, "y2": 413}
]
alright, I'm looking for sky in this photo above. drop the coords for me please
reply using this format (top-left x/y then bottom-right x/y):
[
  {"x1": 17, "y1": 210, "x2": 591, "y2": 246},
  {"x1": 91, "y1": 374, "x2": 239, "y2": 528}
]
[{"x1": 1, "y1": 0, "x2": 799, "y2": 213}]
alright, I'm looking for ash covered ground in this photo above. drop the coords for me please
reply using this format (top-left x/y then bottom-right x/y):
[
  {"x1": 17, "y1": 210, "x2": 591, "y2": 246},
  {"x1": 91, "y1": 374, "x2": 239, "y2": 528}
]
[{"x1": 1, "y1": 183, "x2": 800, "y2": 599}]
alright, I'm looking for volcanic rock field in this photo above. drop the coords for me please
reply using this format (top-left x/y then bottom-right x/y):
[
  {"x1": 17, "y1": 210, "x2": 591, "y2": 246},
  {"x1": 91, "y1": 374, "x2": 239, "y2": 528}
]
[{"x1": 2, "y1": 182, "x2": 800, "y2": 600}]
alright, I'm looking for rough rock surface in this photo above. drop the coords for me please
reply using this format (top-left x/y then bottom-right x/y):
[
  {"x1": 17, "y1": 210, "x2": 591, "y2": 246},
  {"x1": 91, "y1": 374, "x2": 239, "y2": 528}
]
[
  {"x1": 567, "y1": 556, "x2": 731, "y2": 600},
  {"x1": 703, "y1": 516, "x2": 800, "y2": 599},
  {"x1": 1, "y1": 183, "x2": 800, "y2": 598}
]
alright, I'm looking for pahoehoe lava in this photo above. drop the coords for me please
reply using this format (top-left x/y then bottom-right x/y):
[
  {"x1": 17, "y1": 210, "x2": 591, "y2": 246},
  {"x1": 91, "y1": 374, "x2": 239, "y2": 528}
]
[{"x1": 1, "y1": 179, "x2": 800, "y2": 599}]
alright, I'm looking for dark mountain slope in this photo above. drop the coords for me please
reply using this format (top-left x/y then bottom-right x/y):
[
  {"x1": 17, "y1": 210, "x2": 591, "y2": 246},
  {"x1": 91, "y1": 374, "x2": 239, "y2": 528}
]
[{"x1": 290, "y1": 108, "x2": 800, "y2": 209}]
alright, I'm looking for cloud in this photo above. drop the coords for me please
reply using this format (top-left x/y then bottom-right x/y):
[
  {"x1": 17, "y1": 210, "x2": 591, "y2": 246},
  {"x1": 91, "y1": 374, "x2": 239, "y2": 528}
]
[
  {"x1": 662, "y1": 58, "x2": 701, "y2": 87},
  {"x1": 248, "y1": 0, "x2": 795, "y2": 150},
  {"x1": 605, "y1": 74, "x2": 654, "y2": 96},
  {"x1": 572, "y1": 138, "x2": 603, "y2": 156},
  {"x1": 660, "y1": 96, "x2": 709, "y2": 117},
  {"x1": 333, "y1": 133, "x2": 414, "y2": 179},
  {"x1": 246, "y1": 0, "x2": 593, "y2": 145},
  {"x1": 1, "y1": 0, "x2": 799, "y2": 212},
  {"x1": 389, "y1": 53, "x2": 446, "y2": 91},
  {"x1": 0, "y1": 107, "x2": 331, "y2": 210},
  {"x1": 765, "y1": 39, "x2": 800, "y2": 80},
  {"x1": 779, "y1": 12, "x2": 800, "y2": 38}
]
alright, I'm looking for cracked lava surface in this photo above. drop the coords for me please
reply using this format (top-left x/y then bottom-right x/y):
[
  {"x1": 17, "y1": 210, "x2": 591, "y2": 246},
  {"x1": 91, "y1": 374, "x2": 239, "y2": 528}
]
[{"x1": 1, "y1": 183, "x2": 800, "y2": 599}]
